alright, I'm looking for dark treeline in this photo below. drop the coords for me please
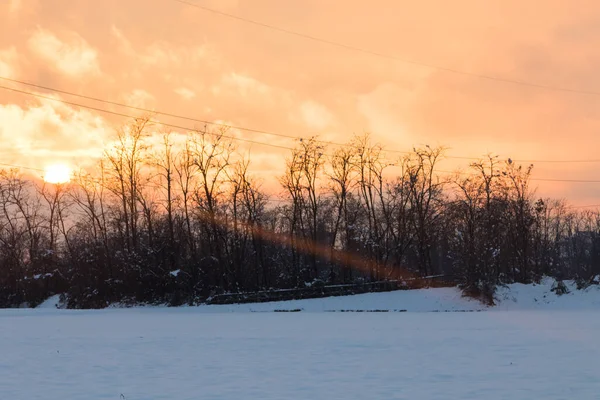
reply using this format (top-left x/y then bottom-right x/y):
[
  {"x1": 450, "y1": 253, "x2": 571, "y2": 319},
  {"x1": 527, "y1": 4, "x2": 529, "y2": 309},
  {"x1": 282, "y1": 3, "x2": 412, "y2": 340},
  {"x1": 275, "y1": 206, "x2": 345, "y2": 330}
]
[{"x1": 1, "y1": 117, "x2": 599, "y2": 308}]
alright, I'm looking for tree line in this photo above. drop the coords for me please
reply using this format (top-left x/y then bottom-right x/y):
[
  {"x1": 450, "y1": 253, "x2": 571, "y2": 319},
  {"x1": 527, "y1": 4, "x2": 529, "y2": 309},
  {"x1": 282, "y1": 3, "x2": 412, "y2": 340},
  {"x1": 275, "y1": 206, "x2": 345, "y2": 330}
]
[{"x1": 0, "y1": 117, "x2": 598, "y2": 308}]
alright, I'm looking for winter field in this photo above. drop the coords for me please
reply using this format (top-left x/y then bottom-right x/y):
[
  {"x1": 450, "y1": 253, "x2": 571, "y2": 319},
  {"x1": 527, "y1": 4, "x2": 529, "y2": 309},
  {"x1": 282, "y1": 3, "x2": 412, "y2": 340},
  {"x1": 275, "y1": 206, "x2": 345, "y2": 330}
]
[{"x1": 1, "y1": 280, "x2": 599, "y2": 400}]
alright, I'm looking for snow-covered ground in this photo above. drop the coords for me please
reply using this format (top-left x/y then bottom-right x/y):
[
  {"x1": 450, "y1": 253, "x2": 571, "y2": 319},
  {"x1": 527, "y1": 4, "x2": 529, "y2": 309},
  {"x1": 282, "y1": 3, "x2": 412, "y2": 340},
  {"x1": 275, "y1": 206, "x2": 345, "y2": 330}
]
[
  {"x1": 1, "y1": 308, "x2": 599, "y2": 399},
  {"x1": 0, "y1": 280, "x2": 599, "y2": 399},
  {"x1": 495, "y1": 278, "x2": 600, "y2": 311},
  {"x1": 33, "y1": 277, "x2": 600, "y2": 313}
]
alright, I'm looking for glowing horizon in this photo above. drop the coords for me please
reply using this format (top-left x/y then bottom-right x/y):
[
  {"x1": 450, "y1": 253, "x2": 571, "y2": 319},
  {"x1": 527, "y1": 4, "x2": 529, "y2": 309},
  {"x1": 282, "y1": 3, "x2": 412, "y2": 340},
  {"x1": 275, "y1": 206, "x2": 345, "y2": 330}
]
[{"x1": 1, "y1": 0, "x2": 600, "y2": 205}]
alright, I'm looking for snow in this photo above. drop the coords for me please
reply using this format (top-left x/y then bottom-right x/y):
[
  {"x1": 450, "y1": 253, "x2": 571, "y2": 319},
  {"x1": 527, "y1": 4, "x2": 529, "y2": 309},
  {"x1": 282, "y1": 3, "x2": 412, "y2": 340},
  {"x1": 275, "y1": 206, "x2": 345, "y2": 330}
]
[
  {"x1": 1, "y1": 281, "x2": 599, "y2": 399},
  {"x1": 1, "y1": 309, "x2": 599, "y2": 399},
  {"x1": 198, "y1": 287, "x2": 486, "y2": 312},
  {"x1": 494, "y1": 278, "x2": 600, "y2": 311},
  {"x1": 32, "y1": 277, "x2": 600, "y2": 313},
  {"x1": 36, "y1": 294, "x2": 62, "y2": 309}
]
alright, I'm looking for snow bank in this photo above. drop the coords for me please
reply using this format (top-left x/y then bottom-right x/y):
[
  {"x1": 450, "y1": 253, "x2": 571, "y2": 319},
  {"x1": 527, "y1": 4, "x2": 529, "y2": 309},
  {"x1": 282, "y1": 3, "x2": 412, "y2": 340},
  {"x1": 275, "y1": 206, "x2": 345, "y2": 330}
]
[
  {"x1": 194, "y1": 287, "x2": 485, "y2": 313},
  {"x1": 36, "y1": 294, "x2": 63, "y2": 309},
  {"x1": 34, "y1": 278, "x2": 600, "y2": 312},
  {"x1": 494, "y1": 278, "x2": 600, "y2": 311},
  {"x1": 162, "y1": 278, "x2": 600, "y2": 312}
]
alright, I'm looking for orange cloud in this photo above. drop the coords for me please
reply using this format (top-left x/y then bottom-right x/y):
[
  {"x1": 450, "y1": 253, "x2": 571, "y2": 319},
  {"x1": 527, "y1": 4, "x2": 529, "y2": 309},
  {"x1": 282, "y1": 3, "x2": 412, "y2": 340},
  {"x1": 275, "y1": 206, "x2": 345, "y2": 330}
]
[
  {"x1": 296, "y1": 100, "x2": 336, "y2": 131},
  {"x1": 28, "y1": 27, "x2": 101, "y2": 78},
  {"x1": 174, "y1": 87, "x2": 196, "y2": 100},
  {"x1": 0, "y1": 47, "x2": 18, "y2": 78},
  {"x1": 0, "y1": 96, "x2": 108, "y2": 170},
  {"x1": 0, "y1": 0, "x2": 599, "y2": 204},
  {"x1": 123, "y1": 89, "x2": 155, "y2": 108},
  {"x1": 8, "y1": 0, "x2": 22, "y2": 13}
]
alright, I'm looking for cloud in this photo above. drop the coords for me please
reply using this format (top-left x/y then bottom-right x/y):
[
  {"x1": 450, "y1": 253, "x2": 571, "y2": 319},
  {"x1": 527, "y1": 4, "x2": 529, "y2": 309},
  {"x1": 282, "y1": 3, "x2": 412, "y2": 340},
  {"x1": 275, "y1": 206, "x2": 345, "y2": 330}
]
[
  {"x1": 174, "y1": 87, "x2": 196, "y2": 100},
  {"x1": 0, "y1": 99, "x2": 109, "y2": 170},
  {"x1": 0, "y1": 47, "x2": 18, "y2": 78},
  {"x1": 297, "y1": 100, "x2": 336, "y2": 131},
  {"x1": 1, "y1": 0, "x2": 600, "y2": 201},
  {"x1": 111, "y1": 26, "x2": 215, "y2": 70},
  {"x1": 110, "y1": 25, "x2": 135, "y2": 57},
  {"x1": 357, "y1": 83, "x2": 413, "y2": 143},
  {"x1": 9, "y1": 0, "x2": 21, "y2": 13},
  {"x1": 123, "y1": 89, "x2": 155, "y2": 108},
  {"x1": 27, "y1": 27, "x2": 100, "y2": 77},
  {"x1": 219, "y1": 72, "x2": 272, "y2": 97}
]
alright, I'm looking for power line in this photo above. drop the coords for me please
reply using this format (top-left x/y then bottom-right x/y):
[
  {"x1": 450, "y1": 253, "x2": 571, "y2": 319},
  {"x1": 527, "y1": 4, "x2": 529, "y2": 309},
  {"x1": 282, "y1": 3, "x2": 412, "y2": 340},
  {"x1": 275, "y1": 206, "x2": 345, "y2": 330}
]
[
  {"x1": 0, "y1": 76, "x2": 415, "y2": 157},
  {"x1": 569, "y1": 204, "x2": 600, "y2": 209},
  {"x1": 171, "y1": 0, "x2": 600, "y2": 98},
  {"x1": 512, "y1": 158, "x2": 600, "y2": 164},
  {"x1": 2, "y1": 155, "x2": 599, "y2": 186},
  {"x1": 0, "y1": 77, "x2": 478, "y2": 159},
  {"x1": 0, "y1": 84, "x2": 296, "y2": 151},
  {"x1": 441, "y1": 169, "x2": 600, "y2": 183},
  {"x1": 448, "y1": 169, "x2": 600, "y2": 183},
  {"x1": 0, "y1": 162, "x2": 44, "y2": 172},
  {"x1": 0, "y1": 76, "x2": 309, "y2": 144},
  {"x1": 3, "y1": 76, "x2": 600, "y2": 164},
  {"x1": 0, "y1": 76, "x2": 408, "y2": 155},
  {"x1": 0, "y1": 76, "x2": 393, "y2": 154},
  {"x1": 532, "y1": 177, "x2": 600, "y2": 183},
  {"x1": 3, "y1": 161, "x2": 599, "y2": 209}
]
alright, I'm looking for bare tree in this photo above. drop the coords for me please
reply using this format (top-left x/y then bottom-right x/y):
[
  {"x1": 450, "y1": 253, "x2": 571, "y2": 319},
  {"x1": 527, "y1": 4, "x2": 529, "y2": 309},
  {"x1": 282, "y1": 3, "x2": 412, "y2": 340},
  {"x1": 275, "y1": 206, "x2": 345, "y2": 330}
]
[
  {"x1": 191, "y1": 127, "x2": 235, "y2": 289},
  {"x1": 328, "y1": 145, "x2": 356, "y2": 282},
  {"x1": 406, "y1": 145, "x2": 446, "y2": 277},
  {"x1": 174, "y1": 135, "x2": 199, "y2": 261},
  {"x1": 104, "y1": 116, "x2": 151, "y2": 252}
]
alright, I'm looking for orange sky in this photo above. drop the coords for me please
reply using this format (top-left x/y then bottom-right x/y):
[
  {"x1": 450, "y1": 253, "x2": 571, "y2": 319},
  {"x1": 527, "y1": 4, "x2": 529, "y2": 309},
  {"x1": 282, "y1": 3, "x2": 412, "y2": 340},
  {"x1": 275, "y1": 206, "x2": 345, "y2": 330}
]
[{"x1": 1, "y1": 0, "x2": 600, "y2": 204}]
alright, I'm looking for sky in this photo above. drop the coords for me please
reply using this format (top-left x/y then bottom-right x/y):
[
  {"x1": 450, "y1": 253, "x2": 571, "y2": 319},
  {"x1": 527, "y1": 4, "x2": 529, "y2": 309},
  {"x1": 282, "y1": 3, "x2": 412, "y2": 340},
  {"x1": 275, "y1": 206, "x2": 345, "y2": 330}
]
[{"x1": 1, "y1": 0, "x2": 600, "y2": 204}]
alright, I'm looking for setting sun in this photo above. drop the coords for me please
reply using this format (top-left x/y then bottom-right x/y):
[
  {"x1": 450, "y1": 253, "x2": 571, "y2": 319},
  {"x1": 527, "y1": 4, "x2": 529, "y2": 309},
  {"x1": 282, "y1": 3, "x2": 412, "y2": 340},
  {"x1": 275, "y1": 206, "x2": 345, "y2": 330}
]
[{"x1": 43, "y1": 164, "x2": 72, "y2": 184}]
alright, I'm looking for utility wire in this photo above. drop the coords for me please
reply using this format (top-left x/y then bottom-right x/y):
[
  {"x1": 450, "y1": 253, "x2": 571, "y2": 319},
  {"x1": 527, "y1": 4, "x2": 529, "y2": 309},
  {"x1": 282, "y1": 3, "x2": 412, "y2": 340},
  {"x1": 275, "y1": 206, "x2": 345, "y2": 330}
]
[
  {"x1": 568, "y1": 204, "x2": 600, "y2": 209},
  {"x1": 171, "y1": 0, "x2": 600, "y2": 98},
  {"x1": 2, "y1": 154, "x2": 599, "y2": 186},
  {"x1": 0, "y1": 162, "x2": 44, "y2": 172},
  {"x1": 3, "y1": 162, "x2": 599, "y2": 209},
  {"x1": 0, "y1": 76, "x2": 402, "y2": 155},
  {"x1": 0, "y1": 84, "x2": 296, "y2": 151},
  {"x1": 3, "y1": 76, "x2": 600, "y2": 164},
  {"x1": 532, "y1": 177, "x2": 600, "y2": 183},
  {"x1": 3, "y1": 82, "x2": 600, "y2": 182},
  {"x1": 440, "y1": 169, "x2": 600, "y2": 183},
  {"x1": 0, "y1": 76, "x2": 309, "y2": 144}
]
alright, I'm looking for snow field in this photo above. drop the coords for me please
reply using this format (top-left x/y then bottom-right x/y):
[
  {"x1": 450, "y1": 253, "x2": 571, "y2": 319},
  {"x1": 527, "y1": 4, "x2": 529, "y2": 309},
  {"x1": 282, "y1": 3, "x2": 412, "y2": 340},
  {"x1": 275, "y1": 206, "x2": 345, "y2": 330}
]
[
  {"x1": 1, "y1": 309, "x2": 600, "y2": 399},
  {"x1": 1, "y1": 280, "x2": 599, "y2": 399}
]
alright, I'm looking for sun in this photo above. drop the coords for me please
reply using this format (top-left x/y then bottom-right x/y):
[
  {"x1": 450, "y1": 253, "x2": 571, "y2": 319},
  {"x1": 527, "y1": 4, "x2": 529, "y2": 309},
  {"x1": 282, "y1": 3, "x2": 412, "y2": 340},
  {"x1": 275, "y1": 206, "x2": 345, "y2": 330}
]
[{"x1": 43, "y1": 164, "x2": 72, "y2": 184}]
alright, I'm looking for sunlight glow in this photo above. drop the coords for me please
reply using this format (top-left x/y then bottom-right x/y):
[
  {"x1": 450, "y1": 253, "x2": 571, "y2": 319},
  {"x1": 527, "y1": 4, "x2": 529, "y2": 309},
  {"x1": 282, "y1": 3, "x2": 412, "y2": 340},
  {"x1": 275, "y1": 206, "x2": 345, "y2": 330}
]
[{"x1": 43, "y1": 164, "x2": 72, "y2": 184}]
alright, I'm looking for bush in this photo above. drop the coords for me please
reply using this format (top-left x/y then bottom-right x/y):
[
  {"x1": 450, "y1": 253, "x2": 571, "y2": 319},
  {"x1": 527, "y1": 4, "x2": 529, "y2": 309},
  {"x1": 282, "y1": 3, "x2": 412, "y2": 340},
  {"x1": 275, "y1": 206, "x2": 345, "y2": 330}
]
[
  {"x1": 461, "y1": 281, "x2": 495, "y2": 306},
  {"x1": 551, "y1": 280, "x2": 570, "y2": 296}
]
